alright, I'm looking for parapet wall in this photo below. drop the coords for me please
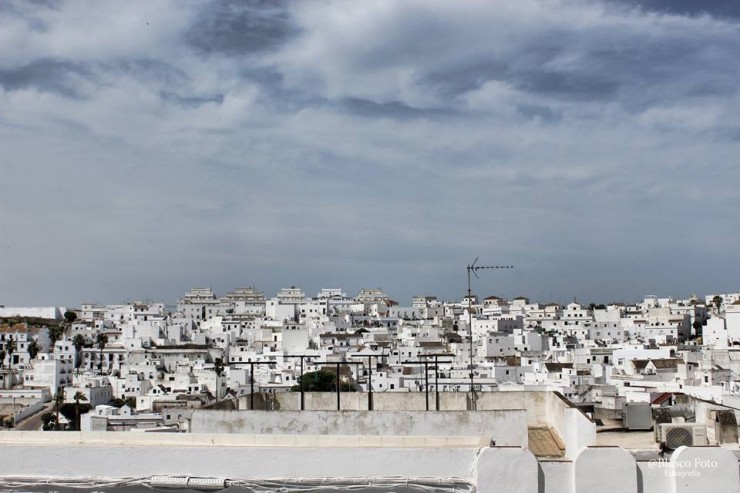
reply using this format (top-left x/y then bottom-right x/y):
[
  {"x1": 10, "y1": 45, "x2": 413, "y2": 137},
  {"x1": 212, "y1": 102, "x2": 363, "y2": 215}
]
[
  {"x1": 242, "y1": 390, "x2": 575, "y2": 424},
  {"x1": 0, "y1": 434, "x2": 737, "y2": 493},
  {"x1": 190, "y1": 409, "x2": 528, "y2": 447},
  {"x1": 235, "y1": 390, "x2": 594, "y2": 456}
]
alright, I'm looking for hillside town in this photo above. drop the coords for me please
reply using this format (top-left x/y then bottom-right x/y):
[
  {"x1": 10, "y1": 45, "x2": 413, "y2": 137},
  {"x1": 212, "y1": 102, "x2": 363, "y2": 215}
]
[{"x1": 1, "y1": 287, "x2": 740, "y2": 433}]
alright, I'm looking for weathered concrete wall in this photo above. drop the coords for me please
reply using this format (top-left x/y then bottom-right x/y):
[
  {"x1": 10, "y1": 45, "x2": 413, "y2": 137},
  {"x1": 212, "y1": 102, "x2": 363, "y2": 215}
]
[
  {"x1": 190, "y1": 410, "x2": 528, "y2": 447},
  {"x1": 477, "y1": 391, "x2": 550, "y2": 425},
  {"x1": 243, "y1": 391, "x2": 561, "y2": 425},
  {"x1": 236, "y1": 391, "x2": 594, "y2": 456}
]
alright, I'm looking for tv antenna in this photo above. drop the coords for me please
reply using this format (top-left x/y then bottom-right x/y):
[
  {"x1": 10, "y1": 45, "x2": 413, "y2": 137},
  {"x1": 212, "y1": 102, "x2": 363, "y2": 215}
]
[{"x1": 466, "y1": 258, "x2": 514, "y2": 409}]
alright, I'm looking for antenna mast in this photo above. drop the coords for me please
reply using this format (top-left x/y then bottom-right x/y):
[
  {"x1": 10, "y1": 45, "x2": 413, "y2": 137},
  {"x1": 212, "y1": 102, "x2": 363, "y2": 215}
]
[{"x1": 466, "y1": 258, "x2": 513, "y2": 409}]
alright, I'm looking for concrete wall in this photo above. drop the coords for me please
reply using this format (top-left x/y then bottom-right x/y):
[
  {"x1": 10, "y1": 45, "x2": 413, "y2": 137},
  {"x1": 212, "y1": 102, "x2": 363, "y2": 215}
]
[
  {"x1": 12, "y1": 401, "x2": 45, "y2": 423},
  {"x1": 563, "y1": 407, "x2": 596, "y2": 459},
  {"x1": 540, "y1": 460, "x2": 574, "y2": 493},
  {"x1": 542, "y1": 392, "x2": 595, "y2": 459},
  {"x1": 0, "y1": 434, "x2": 739, "y2": 493},
  {"x1": 190, "y1": 410, "x2": 528, "y2": 447},
  {"x1": 1, "y1": 435, "x2": 739, "y2": 493},
  {"x1": 242, "y1": 390, "x2": 565, "y2": 425},
  {"x1": 0, "y1": 433, "x2": 480, "y2": 488},
  {"x1": 575, "y1": 447, "x2": 637, "y2": 493},
  {"x1": 236, "y1": 391, "x2": 595, "y2": 456},
  {"x1": 0, "y1": 307, "x2": 64, "y2": 319}
]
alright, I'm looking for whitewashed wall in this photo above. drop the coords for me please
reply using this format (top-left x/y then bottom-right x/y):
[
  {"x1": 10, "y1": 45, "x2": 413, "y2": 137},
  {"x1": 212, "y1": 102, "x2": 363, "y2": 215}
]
[{"x1": 0, "y1": 435, "x2": 739, "y2": 493}]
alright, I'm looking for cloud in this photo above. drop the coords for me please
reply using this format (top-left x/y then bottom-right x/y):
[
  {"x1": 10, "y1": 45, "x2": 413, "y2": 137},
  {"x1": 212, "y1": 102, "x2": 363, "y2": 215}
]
[
  {"x1": 605, "y1": 0, "x2": 740, "y2": 20},
  {"x1": 185, "y1": 0, "x2": 297, "y2": 56},
  {"x1": 1, "y1": 0, "x2": 740, "y2": 306}
]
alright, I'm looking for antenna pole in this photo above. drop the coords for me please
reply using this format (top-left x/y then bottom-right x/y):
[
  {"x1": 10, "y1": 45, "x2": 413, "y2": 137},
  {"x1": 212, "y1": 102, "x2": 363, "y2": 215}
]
[{"x1": 465, "y1": 260, "x2": 513, "y2": 410}]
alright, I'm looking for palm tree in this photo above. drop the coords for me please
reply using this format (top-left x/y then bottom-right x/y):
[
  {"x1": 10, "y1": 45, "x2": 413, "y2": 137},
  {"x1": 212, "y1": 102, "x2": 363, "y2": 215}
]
[
  {"x1": 73, "y1": 391, "x2": 88, "y2": 431},
  {"x1": 5, "y1": 336, "x2": 16, "y2": 374},
  {"x1": 54, "y1": 390, "x2": 65, "y2": 431},
  {"x1": 72, "y1": 334, "x2": 86, "y2": 372},
  {"x1": 96, "y1": 333, "x2": 108, "y2": 374},
  {"x1": 712, "y1": 295, "x2": 723, "y2": 313}
]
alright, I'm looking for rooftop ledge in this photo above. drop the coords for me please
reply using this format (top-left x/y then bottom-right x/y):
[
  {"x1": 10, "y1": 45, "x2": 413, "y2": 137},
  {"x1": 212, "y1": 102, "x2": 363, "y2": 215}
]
[{"x1": 0, "y1": 431, "x2": 489, "y2": 448}]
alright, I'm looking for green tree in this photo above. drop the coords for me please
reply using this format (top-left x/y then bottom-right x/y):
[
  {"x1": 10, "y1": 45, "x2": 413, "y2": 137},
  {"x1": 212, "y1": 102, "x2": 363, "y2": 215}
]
[
  {"x1": 49, "y1": 325, "x2": 65, "y2": 351},
  {"x1": 27, "y1": 339, "x2": 40, "y2": 361},
  {"x1": 63, "y1": 311, "x2": 77, "y2": 324},
  {"x1": 292, "y1": 369, "x2": 354, "y2": 392},
  {"x1": 96, "y1": 333, "x2": 108, "y2": 373},
  {"x1": 41, "y1": 412, "x2": 57, "y2": 431},
  {"x1": 73, "y1": 391, "x2": 88, "y2": 431},
  {"x1": 72, "y1": 334, "x2": 86, "y2": 371}
]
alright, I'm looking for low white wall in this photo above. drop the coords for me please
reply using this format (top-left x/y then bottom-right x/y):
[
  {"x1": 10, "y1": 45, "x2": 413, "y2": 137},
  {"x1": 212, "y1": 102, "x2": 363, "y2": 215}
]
[
  {"x1": 475, "y1": 447, "x2": 539, "y2": 493},
  {"x1": 539, "y1": 460, "x2": 573, "y2": 493},
  {"x1": 564, "y1": 407, "x2": 596, "y2": 458},
  {"x1": 0, "y1": 434, "x2": 739, "y2": 493},
  {"x1": 0, "y1": 307, "x2": 64, "y2": 319},
  {"x1": 574, "y1": 447, "x2": 637, "y2": 493},
  {"x1": 190, "y1": 410, "x2": 528, "y2": 447},
  {"x1": 670, "y1": 446, "x2": 740, "y2": 492},
  {"x1": 0, "y1": 440, "x2": 478, "y2": 486},
  {"x1": 545, "y1": 393, "x2": 596, "y2": 459},
  {"x1": 13, "y1": 401, "x2": 45, "y2": 423},
  {"x1": 636, "y1": 460, "x2": 673, "y2": 492}
]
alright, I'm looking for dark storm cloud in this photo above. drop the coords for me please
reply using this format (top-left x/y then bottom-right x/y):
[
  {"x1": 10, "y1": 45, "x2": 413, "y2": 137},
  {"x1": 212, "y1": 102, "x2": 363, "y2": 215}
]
[
  {"x1": 185, "y1": 0, "x2": 298, "y2": 56},
  {"x1": 160, "y1": 91, "x2": 224, "y2": 108},
  {"x1": 606, "y1": 0, "x2": 740, "y2": 19},
  {"x1": 0, "y1": 59, "x2": 91, "y2": 98},
  {"x1": 423, "y1": 61, "x2": 511, "y2": 98},
  {"x1": 512, "y1": 69, "x2": 621, "y2": 101},
  {"x1": 115, "y1": 59, "x2": 190, "y2": 88},
  {"x1": 516, "y1": 104, "x2": 561, "y2": 122},
  {"x1": 418, "y1": 17, "x2": 740, "y2": 111},
  {"x1": 339, "y1": 98, "x2": 458, "y2": 120}
]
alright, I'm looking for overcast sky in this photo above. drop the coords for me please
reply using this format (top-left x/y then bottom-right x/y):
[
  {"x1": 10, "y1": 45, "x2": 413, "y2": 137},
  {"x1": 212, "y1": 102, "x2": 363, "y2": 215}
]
[{"x1": 2, "y1": 0, "x2": 740, "y2": 307}]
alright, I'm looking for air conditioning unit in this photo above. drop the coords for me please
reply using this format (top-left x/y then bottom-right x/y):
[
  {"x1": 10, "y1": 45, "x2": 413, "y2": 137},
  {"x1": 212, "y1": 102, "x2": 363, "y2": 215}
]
[{"x1": 659, "y1": 423, "x2": 707, "y2": 448}]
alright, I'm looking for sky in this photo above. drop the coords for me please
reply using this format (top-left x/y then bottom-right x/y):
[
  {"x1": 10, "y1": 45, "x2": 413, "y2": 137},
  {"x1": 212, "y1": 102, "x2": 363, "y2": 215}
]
[{"x1": 2, "y1": 0, "x2": 740, "y2": 307}]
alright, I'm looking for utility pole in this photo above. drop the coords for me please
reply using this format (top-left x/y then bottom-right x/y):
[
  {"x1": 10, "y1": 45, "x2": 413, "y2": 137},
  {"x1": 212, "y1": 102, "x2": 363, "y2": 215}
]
[{"x1": 466, "y1": 258, "x2": 513, "y2": 410}]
